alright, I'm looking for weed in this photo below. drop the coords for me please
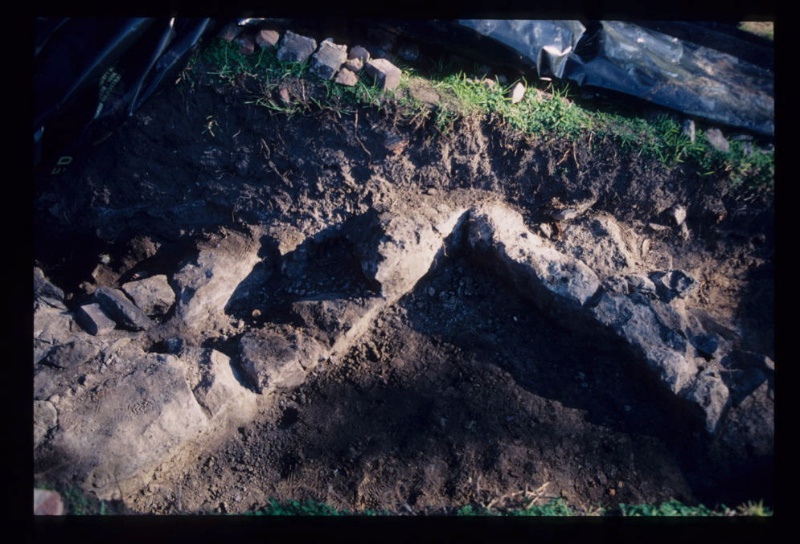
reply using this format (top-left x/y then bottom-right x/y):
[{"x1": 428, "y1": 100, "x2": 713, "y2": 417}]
[
  {"x1": 619, "y1": 499, "x2": 725, "y2": 517},
  {"x1": 249, "y1": 498, "x2": 346, "y2": 516},
  {"x1": 736, "y1": 500, "x2": 773, "y2": 516}
]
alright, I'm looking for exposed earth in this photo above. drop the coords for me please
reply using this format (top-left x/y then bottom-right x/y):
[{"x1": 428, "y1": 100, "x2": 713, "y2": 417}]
[{"x1": 32, "y1": 24, "x2": 775, "y2": 516}]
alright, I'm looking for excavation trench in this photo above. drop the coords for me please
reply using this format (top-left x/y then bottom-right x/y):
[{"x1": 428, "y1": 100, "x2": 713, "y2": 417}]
[
  {"x1": 117, "y1": 204, "x2": 732, "y2": 513},
  {"x1": 33, "y1": 56, "x2": 774, "y2": 512}
]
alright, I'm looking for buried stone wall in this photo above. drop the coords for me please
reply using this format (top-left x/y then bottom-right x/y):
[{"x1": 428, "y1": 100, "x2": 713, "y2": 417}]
[{"x1": 33, "y1": 194, "x2": 772, "y2": 503}]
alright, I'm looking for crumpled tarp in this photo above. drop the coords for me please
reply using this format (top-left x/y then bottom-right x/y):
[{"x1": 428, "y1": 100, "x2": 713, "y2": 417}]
[
  {"x1": 34, "y1": 17, "x2": 213, "y2": 172},
  {"x1": 457, "y1": 19, "x2": 774, "y2": 136}
]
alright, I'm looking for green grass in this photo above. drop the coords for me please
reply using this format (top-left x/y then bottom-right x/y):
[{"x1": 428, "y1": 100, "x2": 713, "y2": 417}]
[
  {"x1": 240, "y1": 497, "x2": 771, "y2": 517},
  {"x1": 37, "y1": 480, "x2": 772, "y2": 517},
  {"x1": 186, "y1": 37, "x2": 773, "y2": 190}
]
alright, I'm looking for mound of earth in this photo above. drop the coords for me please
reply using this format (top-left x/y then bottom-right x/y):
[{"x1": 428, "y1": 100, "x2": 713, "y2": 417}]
[{"x1": 33, "y1": 28, "x2": 774, "y2": 515}]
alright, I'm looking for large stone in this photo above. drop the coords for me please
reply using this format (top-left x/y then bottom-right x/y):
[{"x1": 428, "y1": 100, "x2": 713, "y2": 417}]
[
  {"x1": 276, "y1": 31, "x2": 317, "y2": 64},
  {"x1": 365, "y1": 58, "x2": 402, "y2": 91},
  {"x1": 351, "y1": 204, "x2": 468, "y2": 302},
  {"x1": 172, "y1": 230, "x2": 261, "y2": 330},
  {"x1": 121, "y1": 274, "x2": 175, "y2": 317},
  {"x1": 40, "y1": 339, "x2": 100, "y2": 369},
  {"x1": 182, "y1": 347, "x2": 257, "y2": 421},
  {"x1": 34, "y1": 304, "x2": 77, "y2": 364},
  {"x1": 590, "y1": 292, "x2": 697, "y2": 394},
  {"x1": 311, "y1": 39, "x2": 347, "y2": 80},
  {"x1": 75, "y1": 303, "x2": 117, "y2": 336},
  {"x1": 34, "y1": 267, "x2": 65, "y2": 308},
  {"x1": 467, "y1": 203, "x2": 601, "y2": 311},
  {"x1": 684, "y1": 368, "x2": 730, "y2": 434},
  {"x1": 291, "y1": 296, "x2": 385, "y2": 360},
  {"x1": 94, "y1": 286, "x2": 154, "y2": 331},
  {"x1": 51, "y1": 352, "x2": 210, "y2": 500},
  {"x1": 238, "y1": 329, "x2": 321, "y2": 393}
]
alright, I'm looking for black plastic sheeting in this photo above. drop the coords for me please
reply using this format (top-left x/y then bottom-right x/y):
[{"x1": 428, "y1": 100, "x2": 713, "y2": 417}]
[
  {"x1": 34, "y1": 17, "x2": 214, "y2": 175},
  {"x1": 456, "y1": 20, "x2": 774, "y2": 136}
]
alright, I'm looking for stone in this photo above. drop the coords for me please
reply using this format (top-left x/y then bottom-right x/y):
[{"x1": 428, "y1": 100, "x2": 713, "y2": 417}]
[
  {"x1": 236, "y1": 34, "x2": 255, "y2": 55},
  {"x1": 238, "y1": 330, "x2": 319, "y2": 393},
  {"x1": 365, "y1": 58, "x2": 402, "y2": 91},
  {"x1": 684, "y1": 369, "x2": 730, "y2": 434},
  {"x1": 34, "y1": 267, "x2": 65, "y2": 307},
  {"x1": 335, "y1": 67, "x2": 359, "y2": 86},
  {"x1": 705, "y1": 128, "x2": 730, "y2": 153},
  {"x1": 349, "y1": 45, "x2": 370, "y2": 62},
  {"x1": 34, "y1": 400, "x2": 58, "y2": 448},
  {"x1": 692, "y1": 333, "x2": 720, "y2": 359},
  {"x1": 509, "y1": 81, "x2": 526, "y2": 104},
  {"x1": 182, "y1": 348, "x2": 258, "y2": 420},
  {"x1": 467, "y1": 202, "x2": 601, "y2": 311},
  {"x1": 342, "y1": 58, "x2": 363, "y2": 73},
  {"x1": 351, "y1": 203, "x2": 468, "y2": 302},
  {"x1": 256, "y1": 29, "x2": 280, "y2": 48},
  {"x1": 121, "y1": 274, "x2": 175, "y2": 317},
  {"x1": 291, "y1": 296, "x2": 385, "y2": 360},
  {"x1": 40, "y1": 339, "x2": 100, "y2": 369},
  {"x1": 670, "y1": 205, "x2": 687, "y2": 226},
  {"x1": 34, "y1": 304, "x2": 77, "y2": 364},
  {"x1": 172, "y1": 230, "x2": 261, "y2": 330},
  {"x1": 650, "y1": 270, "x2": 699, "y2": 302},
  {"x1": 590, "y1": 292, "x2": 696, "y2": 395},
  {"x1": 721, "y1": 350, "x2": 774, "y2": 404},
  {"x1": 75, "y1": 303, "x2": 117, "y2": 335},
  {"x1": 34, "y1": 489, "x2": 64, "y2": 515},
  {"x1": 310, "y1": 39, "x2": 348, "y2": 80},
  {"x1": 218, "y1": 22, "x2": 241, "y2": 42},
  {"x1": 51, "y1": 351, "x2": 210, "y2": 500},
  {"x1": 277, "y1": 31, "x2": 317, "y2": 64},
  {"x1": 626, "y1": 274, "x2": 657, "y2": 298},
  {"x1": 94, "y1": 286, "x2": 153, "y2": 331}
]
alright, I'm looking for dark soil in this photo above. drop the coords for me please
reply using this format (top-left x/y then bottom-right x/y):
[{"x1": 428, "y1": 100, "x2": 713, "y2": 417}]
[{"x1": 33, "y1": 31, "x2": 775, "y2": 515}]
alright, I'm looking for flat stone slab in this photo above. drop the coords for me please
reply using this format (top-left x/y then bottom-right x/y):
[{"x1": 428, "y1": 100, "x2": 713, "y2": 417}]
[
  {"x1": 52, "y1": 352, "x2": 209, "y2": 500},
  {"x1": 75, "y1": 302, "x2": 117, "y2": 336},
  {"x1": 34, "y1": 304, "x2": 78, "y2": 364},
  {"x1": 121, "y1": 274, "x2": 175, "y2": 317},
  {"x1": 94, "y1": 286, "x2": 154, "y2": 331}
]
